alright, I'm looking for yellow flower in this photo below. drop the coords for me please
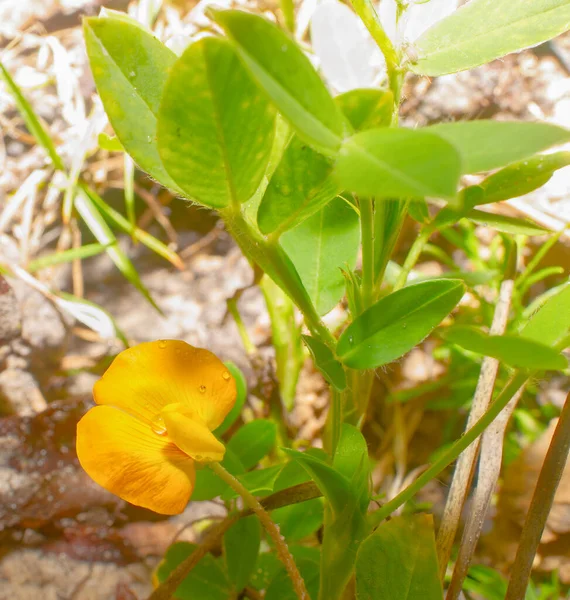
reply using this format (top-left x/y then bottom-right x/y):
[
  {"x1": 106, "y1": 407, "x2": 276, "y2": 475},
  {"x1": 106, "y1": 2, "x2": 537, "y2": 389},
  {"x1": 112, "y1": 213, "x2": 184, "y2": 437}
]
[{"x1": 76, "y1": 340, "x2": 236, "y2": 515}]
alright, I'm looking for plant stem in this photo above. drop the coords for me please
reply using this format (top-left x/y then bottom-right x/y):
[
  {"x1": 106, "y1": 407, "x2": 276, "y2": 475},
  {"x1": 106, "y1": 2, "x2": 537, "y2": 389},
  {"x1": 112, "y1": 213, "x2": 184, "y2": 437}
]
[
  {"x1": 505, "y1": 392, "x2": 570, "y2": 600},
  {"x1": 148, "y1": 482, "x2": 320, "y2": 600},
  {"x1": 222, "y1": 208, "x2": 336, "y2": 349},
  {"x1": 394, "y1": 228, "x2": 430, "y2": 290},
  {"x1": 369, "y1": 370, "x2": 529, "y2": 526},
  {"x1": 437, "y1": 279, "x2": 515, "y2": 578},
  {"x1": 280, "y1": 0, "x2": 295, "y2": 32},
  {"x1": 360, "y1": 196, "x2": 375, "y2": 309},
  {"x1": 348, "y1": 0, "x2": 401, "y2": 103},
  {"x1": 209, "y1": 462, "x2": 309, "y2": 600}
]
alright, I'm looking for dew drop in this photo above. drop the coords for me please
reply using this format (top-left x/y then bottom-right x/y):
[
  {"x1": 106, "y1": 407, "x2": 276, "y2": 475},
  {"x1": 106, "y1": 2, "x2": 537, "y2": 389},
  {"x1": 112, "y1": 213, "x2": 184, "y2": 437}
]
[
  {"x1": 158, "y1": 340, "x2": 167, "y2": 349},
  {"x1": 151, "y1": 415, "x2": 167, "y2": 436},
  {"x1": 199, "y1": 385, "x2": 207, "y2": 393},
  {"x1": 194, "y1": 454, "x2": 203, "y2": 461},
  {"x1": 129, "y1": 70, "x2": 136, "y2": 77},
  {"x1": 348, "y1": 335, "x2": 354, "y2": 345},
  {"x1": 402, "y1": 323, "x2": 407, "y2": 329},
  {"x1": 222, "y1": 371, "x2": 231, "y2": 381}
]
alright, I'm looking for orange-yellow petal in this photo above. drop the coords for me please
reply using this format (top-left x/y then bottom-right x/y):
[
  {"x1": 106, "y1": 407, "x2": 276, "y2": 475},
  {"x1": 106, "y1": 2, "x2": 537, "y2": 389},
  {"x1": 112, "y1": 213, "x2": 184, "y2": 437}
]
[
  {"x1": 76, "y1": 405, "x2": 195, "y2": 515},
  {"x1": 93, "y1": 340, "x2": 236, "y2": 429},
  {"x1": 162, "y1": 409, "x2": 226, "y2": 462}
]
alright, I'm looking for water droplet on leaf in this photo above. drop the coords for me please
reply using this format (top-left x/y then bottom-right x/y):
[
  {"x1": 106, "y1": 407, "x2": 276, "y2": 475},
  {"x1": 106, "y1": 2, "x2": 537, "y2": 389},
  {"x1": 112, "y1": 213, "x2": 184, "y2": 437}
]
[
  {"x1": 199, "y1": 385, "x2": 206, "y2": 393},
  {"x1": 222, "y1": 371, "x2": 231, "y2": 381},
  {"x1": 158, "y1": 340, "x2": 167, "y2": 349}
]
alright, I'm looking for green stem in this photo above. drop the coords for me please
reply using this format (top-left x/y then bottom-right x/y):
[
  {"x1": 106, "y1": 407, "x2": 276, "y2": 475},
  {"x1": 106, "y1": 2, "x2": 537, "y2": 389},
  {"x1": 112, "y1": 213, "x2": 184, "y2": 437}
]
[
  {"x1": 280, "y1": 0, "x2": 295, "y2": 32},
  {"x1": 222, "y1": 209, "x2": 336, "y2": 349},
  {"x1": 370, "y1": 371, "x2": 529, "y2": 525},
  {"x1": 394, "y1": 228, "x2": 430, "y2": 291},
  {"x1": 360, "y1": 197, "x2": 375, "y2": 309},
  {"x1": 348, "y1": 0, "x2": 401, "y2": 103},
  {"x1": 209, "y1": 462, "x2": 309, "y2": 600}
]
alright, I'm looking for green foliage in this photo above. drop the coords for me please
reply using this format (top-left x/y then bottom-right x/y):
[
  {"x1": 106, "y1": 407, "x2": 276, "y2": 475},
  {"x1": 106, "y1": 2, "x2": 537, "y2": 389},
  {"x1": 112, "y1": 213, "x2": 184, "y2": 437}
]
[
  {"x1": 335, "y1": 88, "x2": 393, "y2": 131},
  {"x1": 355, "y1": 514, "x2": 442, "y2": 600},
  {"x1": 154, "y1": 542, "x2": 233, "y2": 599},
  {"x1": 158, "y1": 36, "x2": 275, "y2": 207},
  {"x1": 334, "y1": 128, "x2": 461, "y2": 199},
  {"x1": 413, "y1": 0, "x2": 570, "y2": 76},
  {"x1": 441, "y1": 326, "x2": 568, "y2": 371},
  {"x1": 428, "y1": 120, "x2": 570, "y2": 174},
  {"x1": 83, "y1": 15, "x2": 179, "y2": 191},
  {"x1": 212, "y1": 9, "x2": 347, "y2": 154},
  {"x1": 302, "y1": 335, "x2": 347, "y2": 391},
  {"x1": 227, "y1": 419, "x2": 277, "y2": 469},
  {"x1": 281, "y1": 196, "x2": 360, "y2": 316},
  {"x1": 224, "y1": 516, "x2": 261, "y2": 591},
  {"x1": 337, "y1": 280, "x2": 465, "y2": 369},
  {"x1": 214, "y1": 362, "x2": 248, "y2": 436}
]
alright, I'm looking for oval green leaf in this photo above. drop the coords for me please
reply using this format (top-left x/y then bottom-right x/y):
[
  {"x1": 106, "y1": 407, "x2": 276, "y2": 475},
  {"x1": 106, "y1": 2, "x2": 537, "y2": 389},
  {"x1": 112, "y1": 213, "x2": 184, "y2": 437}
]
[
  {"x1": 441, "y1": 325, "x2": 567, "y2": 370},
  {"x1": 428, "y1": 120, "x2": 570, "y2": 174},
  {"x1": 157, "y1": 36, "x2": 275, "y2": 208},
  {"x1": 224, "y1": 516, "x2": 261, "y2": 591},
  {"x1": 337, "y1": 279, "x2": 465, "y2": 369},
  {"x1": 302, "y1": 335, "x2": 346, "y2": 391},
  {"x1": 211, "y1": 9, "x2": 346, "y2": 154},
  {"x1": 334, "y1": 128, "x2": 461, "y2": 199},
  {"x1": 466, "y1": 210, "x2": 551, "y2": 236},
  {"x1": 83, "y1": 16, "x2": 180, "y2": 191},
  {"x1": 412, "y1": 0, "x2": 570, "y2": 76},
  {"x1": 281, "y1": 196, "x2": 360, "y2": 316},
  {"x1": 257, "y1": 135, "x2": 341, "y2": 235},
  {"x1": 227, "y1": 419, "x2": 277, "y2": 470},
  {"x1": 335, "y1": 88, "x2": 394, "y2": 131},
  {"x1": 356, "y1": 514, "x2": 442, "y2": 600}
]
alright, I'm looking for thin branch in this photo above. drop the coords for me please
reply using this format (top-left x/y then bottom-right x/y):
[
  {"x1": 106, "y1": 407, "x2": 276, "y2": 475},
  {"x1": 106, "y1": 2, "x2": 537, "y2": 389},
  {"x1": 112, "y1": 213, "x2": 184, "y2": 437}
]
[
  {"x1": 505, "y1": 392, "x2": 570, "y2": 600},
  {"x1": 446, "y1": 387, "x2": 525, "y2": 600},
  {"x1": 148, "y1": 482, "x2": 320, "y2": 600},
  {"x1": 436, "y1": 279, "x2": 514, "y2": 578}
]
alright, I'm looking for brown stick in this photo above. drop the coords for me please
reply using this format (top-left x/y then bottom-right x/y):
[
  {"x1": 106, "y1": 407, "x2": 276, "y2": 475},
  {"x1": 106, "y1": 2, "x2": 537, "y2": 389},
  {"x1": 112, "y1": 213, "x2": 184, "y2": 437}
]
[
  {"x1": 505, "y1": 393, "x2": 570, "y2": 600},
  {"x1": 148, "y1": 482, "x2": 321, "y2": 600},
  {"x1": 436, "y1": 279, "x2": 514, "y2": 578}
]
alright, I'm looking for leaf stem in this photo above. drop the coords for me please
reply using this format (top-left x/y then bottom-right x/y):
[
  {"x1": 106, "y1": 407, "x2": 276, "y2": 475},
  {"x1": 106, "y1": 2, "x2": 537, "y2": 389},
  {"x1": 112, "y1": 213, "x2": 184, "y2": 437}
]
[
  {"x1": 505, "y1": 392, "x2": 570, "y2": 600},
  {"x1": 209, "y1": 462, "x2": 309, "y2": 600},
  {"x1": 394, "y1": 228, "x2": 430, "y2": 290},
  {"x1": 360, "y1": 196, "x2": 375, "y2": 309},
  {"x1": 348, "y1": 0, "x2": 402, "y2": 103},
  {"x1": 369, "y1": 370, "x2": 529, "y2": 525}
]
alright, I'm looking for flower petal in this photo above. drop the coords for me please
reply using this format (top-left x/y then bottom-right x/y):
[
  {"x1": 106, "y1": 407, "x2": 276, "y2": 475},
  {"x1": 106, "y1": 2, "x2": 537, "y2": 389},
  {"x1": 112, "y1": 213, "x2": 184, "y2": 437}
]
[
  {"x1": 76, "y1": 405, "x2": 195, "y2": 515},
  {"x1": 162, "y1": 409, "x2": 226, "y2": 462},
  {"x1": 93, "y1": 340, "x2": 236, "y2": 429}
]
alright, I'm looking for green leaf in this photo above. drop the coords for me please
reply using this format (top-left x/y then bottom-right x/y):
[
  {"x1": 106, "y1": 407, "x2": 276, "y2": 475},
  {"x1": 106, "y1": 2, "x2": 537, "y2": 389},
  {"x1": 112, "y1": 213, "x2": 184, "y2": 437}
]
[
  {"x1": 335, "y1": 88, "x2": 393, "y2": 131},
  {"x1": 467, "y1": 151, "x2": 570, "y2": 205},
  {"x1": 227, "y1": 420, "x2": 277, "y2": 470},
  {"x1": 334, "y1": 128, "x2": 461, "y2": 199},
  {"x1": 273, "y1": 448, "x2": 329, "y2": 492},
  {"x1": 265, "y1": 557, "x2": 320, "y2": 600},
  {"x1": 214, "y1": 362, "x2": 248, "y2": 436},
  {"x1": 0, "y1": 63, "x2": 64, "y2": 170},
  {"x1": 281, "y1": 196, "x2": 360, "y2": 315},
  {"x1": 282, "y1": 449, "x2": 352, "y2": 517},
  {"x1": 271, "y1": 498, "x2": 324, "y2": 541},
  {"x1": 74, "y1": 189, "x2": 159, "y2": 311},
  {"x1": 374, "y1": 199, "x2": 408, "y2": 282},
  {"x1": 337, "y1": 279, "x2": 465, "y2": 369},
  {"x1": 27, "y1": 243, "x2": 109, "y2": 272},
  {"x1": 226, "y1": 465, "x2": 284, "y2": 498},
  {"x1": 192, "y1": 448, "x2": 244, "y2": 501},
  {"x1": 82, "y1": 184, "x2": 184, "y2": 270},
  {"x1": 257, "y1": 136, "x2": 340, "y2": 235},
  {"x1": 407, "y1": 198, "x2": 431, "y2": 225},
  {"x1": 158, "y1": 36, "x2": 275, "y2": 208},
  {"x1": 302, "y1": 335, "x2": 347, "y2": 391},
  {"x1": 98, "y1": 132, "x2": 124, "y2": 152},
  {"x1": 333, "y1": 424, "x2": 370, "y2": 511},
  {"x1": 441, "y1": 326, "x2": 567, "y2": 370},
  {"x1": 466, "y1": 210, "x2": 551, "y2": 236},
  {"x1": 83, "y1": 16, "x2": 180, "y2": 191},
  {"x1": 154, "y1": 542, "x2": 232, "y2": 600},
  {"x1": 356, "y1": 514, "x2": 442, "y2": 600},
  {"x1": 412, "y1": 0, "x2": 570, "y2": 76},
  {"x1": 211, "y1": 9, "x2": 346, "y2": 154},
  {"x1": 224, "y1": 516, "x2": 260, "y2": 591},
  {"x1": 520, "y1": 283, "x2": 570, "y2": 350},
  {"x1": 428, "y1": 121, "x2": 570, "y2": 174}
]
